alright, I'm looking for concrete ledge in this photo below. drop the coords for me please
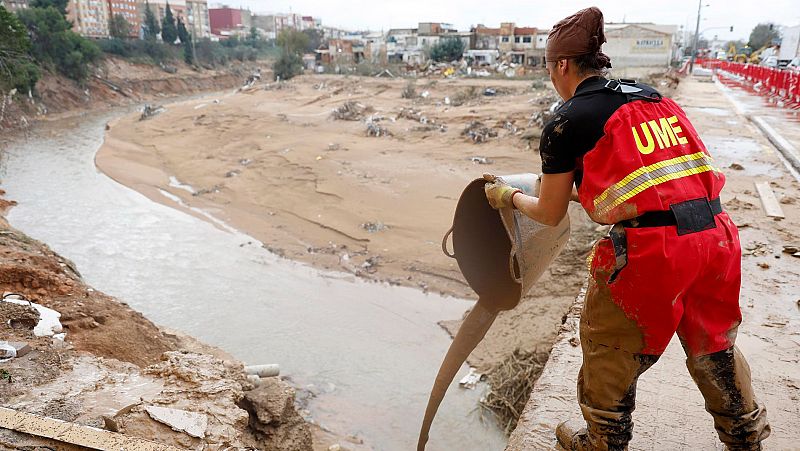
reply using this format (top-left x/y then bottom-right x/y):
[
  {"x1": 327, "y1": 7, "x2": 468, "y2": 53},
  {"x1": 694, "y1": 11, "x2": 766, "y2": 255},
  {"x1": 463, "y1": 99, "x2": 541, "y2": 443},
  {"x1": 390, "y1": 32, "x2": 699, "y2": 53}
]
[
  {"x1": 748, "y1": 115, "x2": 800, "y2": 175},
  {"x1": 505, "y1": 286, "x2": 726, "y2": 450},
  {"x1": 506, "y1": 287, "x2": 585, "y2": 450}
]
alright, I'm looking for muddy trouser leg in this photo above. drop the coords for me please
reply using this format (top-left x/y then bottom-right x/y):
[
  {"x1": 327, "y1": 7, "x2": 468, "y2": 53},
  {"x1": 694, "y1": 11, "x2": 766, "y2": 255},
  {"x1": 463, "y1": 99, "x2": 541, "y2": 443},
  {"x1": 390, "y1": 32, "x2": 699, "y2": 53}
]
[
  {"x1": 577, "y1": 276, "x2": 660, "y2": 451},
  {"x1": 684, "y1": 346, "x2": 771, "y2": 450}
]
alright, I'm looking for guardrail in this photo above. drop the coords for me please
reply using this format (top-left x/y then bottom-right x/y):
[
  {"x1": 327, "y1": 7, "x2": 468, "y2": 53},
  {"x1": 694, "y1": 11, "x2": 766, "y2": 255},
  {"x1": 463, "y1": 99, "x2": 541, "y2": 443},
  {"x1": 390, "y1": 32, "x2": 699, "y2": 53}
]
[{"x1": 697, "y1": 59, "x2": 800, "y2": 109}]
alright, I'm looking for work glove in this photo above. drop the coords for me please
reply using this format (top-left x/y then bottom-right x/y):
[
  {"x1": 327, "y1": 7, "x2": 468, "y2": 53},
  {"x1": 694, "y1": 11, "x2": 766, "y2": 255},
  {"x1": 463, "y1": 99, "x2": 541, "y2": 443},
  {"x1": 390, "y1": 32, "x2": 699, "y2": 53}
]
[{"x1": 483, "y1": 173, "x2": 522, "y2": 210}]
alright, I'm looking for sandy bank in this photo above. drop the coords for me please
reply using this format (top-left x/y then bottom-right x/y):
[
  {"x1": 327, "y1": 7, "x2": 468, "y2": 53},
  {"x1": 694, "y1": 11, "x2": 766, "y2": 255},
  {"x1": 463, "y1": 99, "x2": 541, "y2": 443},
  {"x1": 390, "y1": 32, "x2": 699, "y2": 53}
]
[{"x1": 95, "y1": 73, "x2": 603, "y2": 372}]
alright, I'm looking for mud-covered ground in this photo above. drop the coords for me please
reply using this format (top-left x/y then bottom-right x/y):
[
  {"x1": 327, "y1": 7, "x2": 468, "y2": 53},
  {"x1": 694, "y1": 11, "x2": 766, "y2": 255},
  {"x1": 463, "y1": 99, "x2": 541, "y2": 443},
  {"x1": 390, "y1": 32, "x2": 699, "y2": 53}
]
[
  {"x1": 96, "y1": 71, "x2": 676, "y2": 373},
  {"x1": 0, "y1": 190, "x2": 315, "y2": 450},
  {"x1": 99, "y1": 73, "x2": 590, "y2": 372}
]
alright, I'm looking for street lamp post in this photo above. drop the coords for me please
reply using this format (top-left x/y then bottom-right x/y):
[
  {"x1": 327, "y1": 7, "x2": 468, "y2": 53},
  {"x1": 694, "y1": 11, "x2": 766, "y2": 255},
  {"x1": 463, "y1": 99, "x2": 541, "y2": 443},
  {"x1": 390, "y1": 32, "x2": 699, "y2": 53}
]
[{"x1": 689, "y1": 0, "x2": 703, "y2": 74}]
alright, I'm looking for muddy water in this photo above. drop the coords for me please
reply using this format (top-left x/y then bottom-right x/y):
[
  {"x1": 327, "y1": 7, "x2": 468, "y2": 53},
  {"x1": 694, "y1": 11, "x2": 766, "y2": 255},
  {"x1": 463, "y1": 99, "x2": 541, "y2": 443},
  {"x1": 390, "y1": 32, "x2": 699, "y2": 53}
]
[{"x1": 0, "y1": 113, "x2": 507, "y2": 451}]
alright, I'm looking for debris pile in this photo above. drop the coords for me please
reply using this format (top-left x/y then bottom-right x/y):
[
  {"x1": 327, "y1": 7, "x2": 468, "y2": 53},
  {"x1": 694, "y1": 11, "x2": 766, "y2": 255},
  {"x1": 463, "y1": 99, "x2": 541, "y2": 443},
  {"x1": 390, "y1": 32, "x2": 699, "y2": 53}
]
[
  {"x1": 462, "y1": 121, "x2": 498, "y2": 143},
  {"x1": 403, "y1": 59, "x2": 539, "y2": 79},
  {"x1": 527, "y1": 93, "x2": 562, "y2": 128},
  {"x1": 365, "y1": 115, "x2": 392, "y2": 137},
  {"x1": 361, "y1": 222, "x2": 388, "y2": 233},
  {"x1": 331, "y1": 101, "x2": 374, "y2": 121},
  {"x1": 396, "y1": 107, "x2": 447, "y2": 132},
  {"x1": 139, "y1": 104, "x2": 165, "y2": 121},
  {"x1": 480, "y1": 349, "x2": 549, "y2": 435}
]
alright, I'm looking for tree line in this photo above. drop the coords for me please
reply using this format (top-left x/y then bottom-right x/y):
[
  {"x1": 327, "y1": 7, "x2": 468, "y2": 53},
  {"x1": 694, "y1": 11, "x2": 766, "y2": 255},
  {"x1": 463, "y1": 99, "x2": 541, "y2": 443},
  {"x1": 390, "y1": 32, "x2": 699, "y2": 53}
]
[{"x1": 0, "y1": 0, "x2": 277, "y2": 96}]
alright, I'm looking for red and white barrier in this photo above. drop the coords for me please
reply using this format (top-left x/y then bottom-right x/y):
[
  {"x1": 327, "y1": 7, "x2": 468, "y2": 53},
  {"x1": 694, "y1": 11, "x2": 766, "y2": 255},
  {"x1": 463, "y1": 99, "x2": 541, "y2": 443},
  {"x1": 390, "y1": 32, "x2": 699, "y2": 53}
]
[{"x1": 698, "y1": 59, "x2": 800, "y2": 109}]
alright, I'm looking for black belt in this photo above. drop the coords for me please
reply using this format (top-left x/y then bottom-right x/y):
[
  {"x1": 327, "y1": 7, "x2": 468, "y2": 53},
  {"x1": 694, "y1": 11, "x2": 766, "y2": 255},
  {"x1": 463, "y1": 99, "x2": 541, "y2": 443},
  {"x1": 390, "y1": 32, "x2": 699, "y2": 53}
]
[{"x1": 620, "y1": 197, "x2": 723, "y2": 236}]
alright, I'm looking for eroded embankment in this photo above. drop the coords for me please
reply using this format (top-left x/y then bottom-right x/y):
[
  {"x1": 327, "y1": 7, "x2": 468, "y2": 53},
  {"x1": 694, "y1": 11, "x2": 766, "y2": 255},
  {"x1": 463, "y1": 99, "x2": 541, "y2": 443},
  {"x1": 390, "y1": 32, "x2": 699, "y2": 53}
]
[
  {"x1": 0, "y1": 189, "x2": 312, "y2": 450},
  {"x1": 0, "y1": 56, "x2": 253, "y2": 131}
]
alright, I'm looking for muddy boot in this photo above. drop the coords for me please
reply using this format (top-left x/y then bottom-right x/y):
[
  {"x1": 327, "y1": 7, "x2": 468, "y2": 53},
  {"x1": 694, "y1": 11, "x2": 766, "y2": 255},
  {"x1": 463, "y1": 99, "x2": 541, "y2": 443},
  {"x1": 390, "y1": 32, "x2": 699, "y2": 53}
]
[
  {"x1": 556, "y1": 420, "x2": 593, "y2": 451},
  {"x1": 686, "y1": 346, "x2": 770, "y2": 451}
]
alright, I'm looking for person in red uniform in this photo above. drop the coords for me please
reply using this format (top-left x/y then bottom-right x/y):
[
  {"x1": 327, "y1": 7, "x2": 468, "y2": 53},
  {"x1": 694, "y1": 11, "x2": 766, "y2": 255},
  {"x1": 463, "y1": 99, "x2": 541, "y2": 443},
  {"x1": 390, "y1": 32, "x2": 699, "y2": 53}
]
[{"x1": 484, "y1": 7, "x2": 770, "y2": 451}]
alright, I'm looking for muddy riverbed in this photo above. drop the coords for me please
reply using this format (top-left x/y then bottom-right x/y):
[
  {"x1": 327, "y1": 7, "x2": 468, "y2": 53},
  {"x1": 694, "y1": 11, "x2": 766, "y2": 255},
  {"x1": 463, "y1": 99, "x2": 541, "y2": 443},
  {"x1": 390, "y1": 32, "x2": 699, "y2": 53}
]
[{"x1": 0, "y1": 113, "x2": 507, "y2": 450}]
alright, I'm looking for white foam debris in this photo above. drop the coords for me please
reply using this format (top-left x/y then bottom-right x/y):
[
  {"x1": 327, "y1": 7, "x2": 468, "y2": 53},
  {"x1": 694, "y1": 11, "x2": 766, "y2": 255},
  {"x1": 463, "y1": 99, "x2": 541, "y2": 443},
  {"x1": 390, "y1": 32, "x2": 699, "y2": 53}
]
[
  {"x1": 2, "y1": 294, "x2": 63, "y2": 337},
  {"x1": 168, "y1": 176, "x2": 195, "y2": 194}
]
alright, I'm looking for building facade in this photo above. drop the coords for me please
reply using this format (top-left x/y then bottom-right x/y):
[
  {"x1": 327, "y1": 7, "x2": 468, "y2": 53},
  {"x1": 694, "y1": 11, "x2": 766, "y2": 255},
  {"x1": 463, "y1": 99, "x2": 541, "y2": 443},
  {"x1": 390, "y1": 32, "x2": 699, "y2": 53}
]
[
  {"x1": 0, "y1": 0, "x2": 28, "y2": 12},
  {"x1": 107, "y1": 0, "x2": 139, "y2": 38},
  {"x1": 146, "y1": 0, "x2": 186, "y2": 27},
  {"x1": 185, "y1": 0, "x2": 209, "y2": 38},
  {"x1": 209, "y1": 6, "x2": 250, "y2": 38},
  {"x1": 603, "y1": 23, "x2": 677, "y2": 67},
  {"x1": 67, "y1": 0, "x2": 110, "y2": 38}
]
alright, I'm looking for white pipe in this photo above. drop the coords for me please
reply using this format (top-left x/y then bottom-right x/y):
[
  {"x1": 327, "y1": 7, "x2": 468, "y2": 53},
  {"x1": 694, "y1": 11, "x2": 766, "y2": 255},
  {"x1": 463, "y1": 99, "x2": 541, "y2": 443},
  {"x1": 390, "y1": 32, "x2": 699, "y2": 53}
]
[{"x1": 244, "y1": 364, "x2": 280, "y2": 378}]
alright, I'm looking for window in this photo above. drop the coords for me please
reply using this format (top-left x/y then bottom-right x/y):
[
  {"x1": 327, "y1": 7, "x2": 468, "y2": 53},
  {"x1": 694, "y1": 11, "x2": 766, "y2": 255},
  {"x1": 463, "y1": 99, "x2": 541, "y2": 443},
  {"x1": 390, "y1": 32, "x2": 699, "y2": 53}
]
[
  {"x1": 502, "y1": 36, "x2": 509, "y2": 42},
  {"x1": 523, "y1": 36, "x2": 531, "y2": 43},
  {"x1": 514, "y1": 36, "x2": 520, "y2": 43}
]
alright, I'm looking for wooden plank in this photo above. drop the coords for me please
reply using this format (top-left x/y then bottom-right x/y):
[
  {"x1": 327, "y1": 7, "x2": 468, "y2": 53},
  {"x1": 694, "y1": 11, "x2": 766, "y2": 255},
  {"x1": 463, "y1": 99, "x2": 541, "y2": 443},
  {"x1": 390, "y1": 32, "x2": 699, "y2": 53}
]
[
  {"x1": 0, "y1": 407, "x2": 181, "y2": 451},
  {"x1": 755, "y1": 181, "x2": 785, "y2": 219}
]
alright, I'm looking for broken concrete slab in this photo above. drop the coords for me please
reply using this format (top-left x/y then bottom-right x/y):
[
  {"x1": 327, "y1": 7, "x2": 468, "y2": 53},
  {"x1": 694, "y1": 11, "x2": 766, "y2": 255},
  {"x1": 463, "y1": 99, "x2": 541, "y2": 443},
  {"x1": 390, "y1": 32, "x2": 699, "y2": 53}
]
[
  {"x1": 8, "y1": 342, "x2": 31, "y2": 358},
  {"x1": 145, "y1": 405, "x2": 208, "y2": 439},
  {"x1": 0, "y1": 407, "x2": 181, "y2": 451}
]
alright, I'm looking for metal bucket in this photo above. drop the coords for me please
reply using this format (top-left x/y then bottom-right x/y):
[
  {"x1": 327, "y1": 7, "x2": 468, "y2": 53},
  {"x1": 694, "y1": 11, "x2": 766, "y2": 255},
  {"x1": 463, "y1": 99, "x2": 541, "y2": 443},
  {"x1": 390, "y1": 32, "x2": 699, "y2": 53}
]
[
  {"x1": 419, "y1": 173, "x2": 570, "y2": 450},
  {"x1": 441, "y1": 173, "x2": 571, "y2": 312}
]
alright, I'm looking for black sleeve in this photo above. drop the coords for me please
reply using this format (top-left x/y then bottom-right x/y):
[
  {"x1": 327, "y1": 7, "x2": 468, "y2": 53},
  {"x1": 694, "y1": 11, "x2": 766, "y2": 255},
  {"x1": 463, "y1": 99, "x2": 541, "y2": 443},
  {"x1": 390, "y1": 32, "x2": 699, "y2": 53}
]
[{"x1": 539, "y1": 112, "x2": 577, "y2": 174}]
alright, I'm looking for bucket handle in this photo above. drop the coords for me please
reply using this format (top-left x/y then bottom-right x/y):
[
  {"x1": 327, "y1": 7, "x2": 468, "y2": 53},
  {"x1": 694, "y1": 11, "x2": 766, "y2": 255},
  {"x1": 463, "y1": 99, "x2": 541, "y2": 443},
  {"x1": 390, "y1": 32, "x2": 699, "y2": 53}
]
[
  {"x1": 441, "y1": 226, "x2": 456, "y2": 258},
  {"x1": 508, "y1": 214, "x2": 524, "y2": 284}
]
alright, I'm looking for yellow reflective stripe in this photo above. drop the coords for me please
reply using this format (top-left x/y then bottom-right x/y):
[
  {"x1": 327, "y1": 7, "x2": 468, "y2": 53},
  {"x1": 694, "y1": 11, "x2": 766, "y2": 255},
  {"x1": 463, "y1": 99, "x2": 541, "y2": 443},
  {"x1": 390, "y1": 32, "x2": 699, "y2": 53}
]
[
  {"x1": 593, "y1": 151, "x2": 711, "y2": 207},
  {"x1": 596, "y1": 165, "x2": 716, "y2": 215},
  {"x1": 594, "y1": 157, "x2": 716, "y2": 213}
]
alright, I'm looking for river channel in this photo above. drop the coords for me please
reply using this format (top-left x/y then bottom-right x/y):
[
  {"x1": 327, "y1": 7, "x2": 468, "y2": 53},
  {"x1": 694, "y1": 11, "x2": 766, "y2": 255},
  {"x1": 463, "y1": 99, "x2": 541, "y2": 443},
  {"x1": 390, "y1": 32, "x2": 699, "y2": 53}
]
[{"x1": 0, "y1": 112, "x2": 507, "y2": 451}]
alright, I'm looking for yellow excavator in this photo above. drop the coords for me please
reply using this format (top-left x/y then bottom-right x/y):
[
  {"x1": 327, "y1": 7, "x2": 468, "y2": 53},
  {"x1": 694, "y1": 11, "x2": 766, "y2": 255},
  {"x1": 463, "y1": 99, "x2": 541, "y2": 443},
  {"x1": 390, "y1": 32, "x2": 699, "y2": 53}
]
[
  {"x1": 727, "y1": 43, "x2": 772, "y2": 64},
  {"x1": 747, "y1": 45, "x2": 769, "y2": 64},
  {"x1": 728, "y1": 43, "x2": 753, "y2": 63}
]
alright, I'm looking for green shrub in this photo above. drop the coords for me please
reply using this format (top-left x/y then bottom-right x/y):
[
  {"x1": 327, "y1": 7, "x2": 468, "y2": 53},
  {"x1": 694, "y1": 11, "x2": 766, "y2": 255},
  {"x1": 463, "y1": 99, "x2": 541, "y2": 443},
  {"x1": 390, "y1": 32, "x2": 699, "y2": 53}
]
[
  {"x1": 0, "y1": 5, "x2": 39, "y2": 92},
  {"x1": 97, "y1": 38, "x2": 177, "y2": 64},
  {"x1": 429, "y1": 37, "x2": 465, "y2": 62},
  {"x1": 272, "y1": 51, "x2": 303, "y2": 81},
  {"x1": 16, "y1": 6, "x2": 100, "y2": 82},
  {"x1": 6, "y1": 60, "x2": 40, "y2": 93},
  {"x1": 195, "y1": 38, "x2": 229, "y2": 67}
]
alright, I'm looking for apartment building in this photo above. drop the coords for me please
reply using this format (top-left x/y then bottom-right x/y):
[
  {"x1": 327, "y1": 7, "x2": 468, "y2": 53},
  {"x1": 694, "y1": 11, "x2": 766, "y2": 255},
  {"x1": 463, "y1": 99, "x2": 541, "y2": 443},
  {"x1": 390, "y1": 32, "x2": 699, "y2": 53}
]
[
  {"x1": 208, "y1": 6, "x2": 250, "y2": 37},
  {"x1": 185, "y1": 0, "x2": 209, "y2": 38},
  {"x1": 107, "y1": 0, "x2": 139, "y2": 38},
  {"x1": 67, "y1": 0, "x2": 110, "y2": 38},
  {"x1": 146, "y1": 0, "x2": 186, "y2": 25},
  {"x1": 0, "y1": 0, "x2": 28, "y2": 12}
]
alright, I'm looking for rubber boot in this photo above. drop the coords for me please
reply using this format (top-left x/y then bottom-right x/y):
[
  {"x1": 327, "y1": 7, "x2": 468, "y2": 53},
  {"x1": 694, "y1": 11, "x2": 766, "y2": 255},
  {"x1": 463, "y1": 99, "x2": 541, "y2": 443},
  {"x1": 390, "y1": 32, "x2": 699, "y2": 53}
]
[
  {"x1": 686, "y1": 346, "x2": 770, "y2": 451},
  {"x1": 556, "y1": 419, "x2": 594, "y2": 451}
]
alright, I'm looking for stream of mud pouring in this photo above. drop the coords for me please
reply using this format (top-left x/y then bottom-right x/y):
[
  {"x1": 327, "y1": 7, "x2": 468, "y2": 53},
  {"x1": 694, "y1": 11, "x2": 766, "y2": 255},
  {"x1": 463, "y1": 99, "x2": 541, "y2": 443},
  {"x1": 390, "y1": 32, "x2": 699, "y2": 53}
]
[
  {"x1": 0, "y1": 112, "x2": 508, "y2": 451},
  {"x1": 417, "y1": 301, "x2": 498, "y2": 451}
]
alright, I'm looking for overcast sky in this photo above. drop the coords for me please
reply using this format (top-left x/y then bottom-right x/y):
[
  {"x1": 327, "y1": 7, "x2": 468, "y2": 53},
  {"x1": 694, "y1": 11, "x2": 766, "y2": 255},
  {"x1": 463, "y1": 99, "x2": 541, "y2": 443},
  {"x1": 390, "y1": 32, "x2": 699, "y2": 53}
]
[{"x1": 216, "y1": 0, "x2": 799, "y2": 42}]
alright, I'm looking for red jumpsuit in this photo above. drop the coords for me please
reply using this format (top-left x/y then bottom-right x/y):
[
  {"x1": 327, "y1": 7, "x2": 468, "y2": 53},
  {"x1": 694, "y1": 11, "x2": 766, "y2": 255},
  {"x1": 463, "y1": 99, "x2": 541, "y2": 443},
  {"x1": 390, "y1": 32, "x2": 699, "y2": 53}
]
[{"x1": 569, "y1": 82, "x2": 770, "y2": 450}]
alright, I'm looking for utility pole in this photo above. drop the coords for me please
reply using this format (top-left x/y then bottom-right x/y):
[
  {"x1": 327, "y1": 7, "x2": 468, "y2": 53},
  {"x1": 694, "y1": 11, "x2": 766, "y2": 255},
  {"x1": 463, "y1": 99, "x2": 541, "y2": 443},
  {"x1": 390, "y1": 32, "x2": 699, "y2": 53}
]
[{"x1": 688, "y1": 0, "x2": 703, "y2": 74}]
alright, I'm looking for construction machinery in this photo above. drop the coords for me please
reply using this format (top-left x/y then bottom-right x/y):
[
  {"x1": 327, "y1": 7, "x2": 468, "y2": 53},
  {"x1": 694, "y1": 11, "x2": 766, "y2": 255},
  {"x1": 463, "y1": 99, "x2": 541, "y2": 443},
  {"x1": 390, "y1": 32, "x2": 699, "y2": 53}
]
[{"x1": 728, "y1": 43, "x2": 753, "y2": 63}]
